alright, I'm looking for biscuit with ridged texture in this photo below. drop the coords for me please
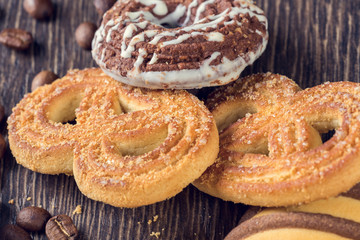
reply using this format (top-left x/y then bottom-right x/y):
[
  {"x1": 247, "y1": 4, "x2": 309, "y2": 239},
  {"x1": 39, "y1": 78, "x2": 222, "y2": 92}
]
[
  {"x1": 194, "y1": 73, "x2": 360, "y2": 206},
  {"x1": 8, "y1": 68, "x2": 219, "y2": 207}
]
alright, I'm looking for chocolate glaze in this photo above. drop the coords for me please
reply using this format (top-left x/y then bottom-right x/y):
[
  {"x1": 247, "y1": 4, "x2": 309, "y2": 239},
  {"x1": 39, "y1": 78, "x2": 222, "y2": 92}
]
[{"x1": 92, "y1": 0, "x2": 268, "y2": 88}]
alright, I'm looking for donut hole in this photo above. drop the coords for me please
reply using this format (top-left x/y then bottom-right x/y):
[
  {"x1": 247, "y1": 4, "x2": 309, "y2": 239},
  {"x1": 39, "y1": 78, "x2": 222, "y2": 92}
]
[
  {"x1": 160, "y1": 22, "x2": 180, "y2": 29},
  {"x1": 46, "y1": 92, "x2": 83, "y2": 124}
]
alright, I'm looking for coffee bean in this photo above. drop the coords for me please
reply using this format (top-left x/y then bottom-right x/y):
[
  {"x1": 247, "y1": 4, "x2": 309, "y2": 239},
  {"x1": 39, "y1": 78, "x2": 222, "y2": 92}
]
[
  {"x1": 0, "y1": 103, "x2": 4, "y2": 122},
  {"x1": 31, "y1": 70, "x2": 59, "y2": 91},
  {"x1": 46, "y1": 215, "x2": 78, "y2": 240},
  {"x1": 93, "y1": 0, "x2": 116, "y2": 16},
  {"x1": 1, "y1": 224, "x2": 32, "y2": 240},
  {"x1": 0, "y1": 28, "x2": 33, "y2": 50},
  {"x1": 23, "y1": 0, "x2": 53, "y2": 20},
  {"x1": 75, "y1": 22, "x2": 97, "y2": 50},
  {"x1": 16, "y1": 206, "x2": 51, "y2": 232},
  {"x1": 0, "y1": 134, "x2": 6, "y2": 159}
]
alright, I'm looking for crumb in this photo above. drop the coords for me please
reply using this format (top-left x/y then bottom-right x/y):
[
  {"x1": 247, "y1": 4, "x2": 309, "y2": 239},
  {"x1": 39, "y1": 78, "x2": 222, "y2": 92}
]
[
  {"x1": 150, "y1": 231, "x2": 160, "y2": 239},
  {"x1": 161, "y1": 228, "x2": 165, "y2": 231},
  {"x1": 153, "y1": 215, "x2": 158, "y2": 222},
  {"x1": 147, "y1": 219, "x2": 152, "y2": 225},
  {"x1": 137, "y1": 221, "x2": 141, "y2": 225},
  {"x1": 26, "y1": 197, "x2": 32, "y2": 201},
  {"x1": 194, "y1": 233, "x2": 197, "y2": 236},
  {"x1": 8, "y1": 199, "x2": 14, "y2": 205},
  {"x1": 72, "y1": 205, "x2": 82, "y2": 215}
]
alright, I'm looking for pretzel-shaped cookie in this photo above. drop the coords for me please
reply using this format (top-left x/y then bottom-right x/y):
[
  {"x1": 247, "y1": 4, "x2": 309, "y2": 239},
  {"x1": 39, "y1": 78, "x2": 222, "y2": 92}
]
[
  {"x1": 194, "y1": 73, "x2": 360, "y2": 206},
  {"x1": 8, "y1": 68, "x2": 219, "y2": 207}
]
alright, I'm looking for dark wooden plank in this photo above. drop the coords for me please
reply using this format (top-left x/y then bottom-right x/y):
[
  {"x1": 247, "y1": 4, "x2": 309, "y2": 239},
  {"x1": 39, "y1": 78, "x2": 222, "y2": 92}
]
[{"x1": 0, "y1": 0, "x2": 359, "y2": 239}]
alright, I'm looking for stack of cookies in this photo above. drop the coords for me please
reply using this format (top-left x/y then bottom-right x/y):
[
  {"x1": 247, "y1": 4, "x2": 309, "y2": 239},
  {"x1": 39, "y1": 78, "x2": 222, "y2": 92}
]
[{"x1": 7, "y1": 0, "x2": 360, "y2": 238}]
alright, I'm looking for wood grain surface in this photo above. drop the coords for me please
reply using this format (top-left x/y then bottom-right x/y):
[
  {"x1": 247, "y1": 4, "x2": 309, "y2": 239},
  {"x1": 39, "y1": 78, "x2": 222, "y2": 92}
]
[{"x1": 0, "y1": 0, "x2": 359, "y2": 239}]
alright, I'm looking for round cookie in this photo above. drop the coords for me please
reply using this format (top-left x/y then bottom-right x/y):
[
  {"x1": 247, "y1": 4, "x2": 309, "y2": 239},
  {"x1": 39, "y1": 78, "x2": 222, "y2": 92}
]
[
  {"x1": 225, "y1": 183, "x2": 360, "y2": 240},
  {"x1": 8, "y1": 68, "x2": 219, "y2": 207},
  {"x1": 194, "y1": 73, "x2": 360, "y2": 206},
  {"x1": 92, "y1": 0, "x2": 268, "y2": 89}
]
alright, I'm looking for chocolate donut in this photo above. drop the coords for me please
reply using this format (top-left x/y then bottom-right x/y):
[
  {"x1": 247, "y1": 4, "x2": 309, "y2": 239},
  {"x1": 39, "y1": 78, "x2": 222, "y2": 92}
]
[{"x1": 92, "y1": 0, "x2": 268, "y2": 89}]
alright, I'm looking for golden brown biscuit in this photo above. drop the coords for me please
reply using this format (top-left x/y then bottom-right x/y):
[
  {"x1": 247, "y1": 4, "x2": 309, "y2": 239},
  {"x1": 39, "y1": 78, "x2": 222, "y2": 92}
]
[
  {"x1": 225, "y1": 183, "x2": 360, "y2": 240},
  {"x1": 194, "y1": 73, "x2": 360, "y2": 206},
  {"x1": 8, "y1": 68, "x2": 219, "y2": 207}
]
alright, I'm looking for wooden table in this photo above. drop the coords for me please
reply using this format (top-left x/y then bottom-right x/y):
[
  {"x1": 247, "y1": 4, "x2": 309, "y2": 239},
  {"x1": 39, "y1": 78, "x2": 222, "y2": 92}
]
[{"x1": 0, "y1": 0, "x2": 359, "y2": 239}]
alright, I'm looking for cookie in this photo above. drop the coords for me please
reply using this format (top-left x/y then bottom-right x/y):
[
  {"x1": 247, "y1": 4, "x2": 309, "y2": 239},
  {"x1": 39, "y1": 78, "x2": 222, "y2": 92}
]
[
  {"x1": 225, "y1": 183, "x2": 360, "y2": 239},
  {"x1": 194, "y1": 73, "x2": 360, "y2": 206},
  {"x1": 92, "y1": 0, "x2": 268, "y2": 89},
  {"x1": 8, "y1": 68, "x2": 219, "y2": 207}
]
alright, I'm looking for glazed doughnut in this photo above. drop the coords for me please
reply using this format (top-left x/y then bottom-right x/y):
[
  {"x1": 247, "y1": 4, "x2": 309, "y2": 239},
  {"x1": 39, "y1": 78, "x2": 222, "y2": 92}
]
[
  {"x1": 225, "y1": 183, "x2": 360, "y2": 240},
  {"x1": 194, "y1": 73, "x2": 360, "y2": 206},
  {"x1": 92, "y1": 0, "x2": 268, "y2": 89},
  {"x1": 8, "y1": 68, "x2": 219, "y2": 207}
]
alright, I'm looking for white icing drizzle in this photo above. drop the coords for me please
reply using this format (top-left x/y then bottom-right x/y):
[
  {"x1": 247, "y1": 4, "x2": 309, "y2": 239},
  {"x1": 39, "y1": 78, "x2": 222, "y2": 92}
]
[
  {"x1": 194, "y1": 0, "x2": 215, "y2": 23},
  {"x1": 106, "y1": 22, "x2": 121, "y2": 42},
  {"x1": 206, "y1": 32, "x2": 224, "y2": 42},
  {"x1": 121, "y1": 30, "x2": 158, "y2": 58},
  {"x1": 149, "y1": 32, "x2": 176, "y2": 45},
  {"x1": 161, "y1": 32, "x2": 202, "y2": 46},
  {"x1": 138, "y1": 0, "x2": 168, "y2": 16},
  {"x1": 137, "y1": 21, "x2": 148, "y2": 29},
  {"x1": 148, "y1": 53, "x2": 158, "y2": 65},
  {"x1": 123, "y1": 24, "x2": 138, "y2": 39},
  {"x1": 183, "y1": 0, "x2": 198, "y2": 25},
  {"x1": 157, "y1": 4, "x2": 187, "y2": 27},
  {"x1": 133, "y1": 48, "x2": 147, "y2": 72},
  {"x1": 92, "y1": 0, "x2": 269, "y2": 89},
  {"x1": 255, "y1": 29, "x2": 263, "y2": 36}
]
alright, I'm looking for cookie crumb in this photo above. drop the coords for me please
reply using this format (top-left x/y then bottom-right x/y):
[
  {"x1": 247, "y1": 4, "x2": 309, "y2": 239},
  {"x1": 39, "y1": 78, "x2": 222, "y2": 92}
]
[
  {"x1": 26, "y1": 197, "x2": 32, "y2": 201},
  {"x1": 147, "y1": 219, "x2": 152, "y2": 225},
  {"x1": 153, "y1": 215, "x2": 158, "y2": 222},
  {"x1": 8, "y1": 199, "x2": 14, "y2": 205},
  {"x1": 150, "y1": 231, "x2": 160, "y2": 239},
  {"x1": 137, "y1": 221, "x2": 141, "y2": 225},
  {"x1": 72, "y1": 205, "x2": 82, "y2": 215}
]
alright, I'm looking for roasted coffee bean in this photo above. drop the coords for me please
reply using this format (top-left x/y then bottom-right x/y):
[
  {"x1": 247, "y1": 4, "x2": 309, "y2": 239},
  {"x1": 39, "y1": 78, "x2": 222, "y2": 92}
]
[
  {"x1": 1, "y1": 224, "x2": 32, "y2": 240},
  {"x1": 75, "y1": 22, "x2": 97, "y2": 50},
  {"x1": 31, "y1": 70, "x2": 59, "y2": 91},
  {"x1": 0, "y1": 134, "x2": 6, "y2": 159},
  {"x1": 16, "y1": 206, "x2": 51, "y2": 232},
  {"x1": 23, "y1": 0, "x2": 53, "y2": 20},
  {"x1": 0, "y1": 28, "x2": 33, "y2": 50},
  {"x1": 0, "y1": 103, "x2": 4, "y2": 122},
  {"x1": 46, "y1": 215, "x2": 78, "y2": 240},
  {"x1": 93, "y1": 0, "x2": 116, "y2": 16}
]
